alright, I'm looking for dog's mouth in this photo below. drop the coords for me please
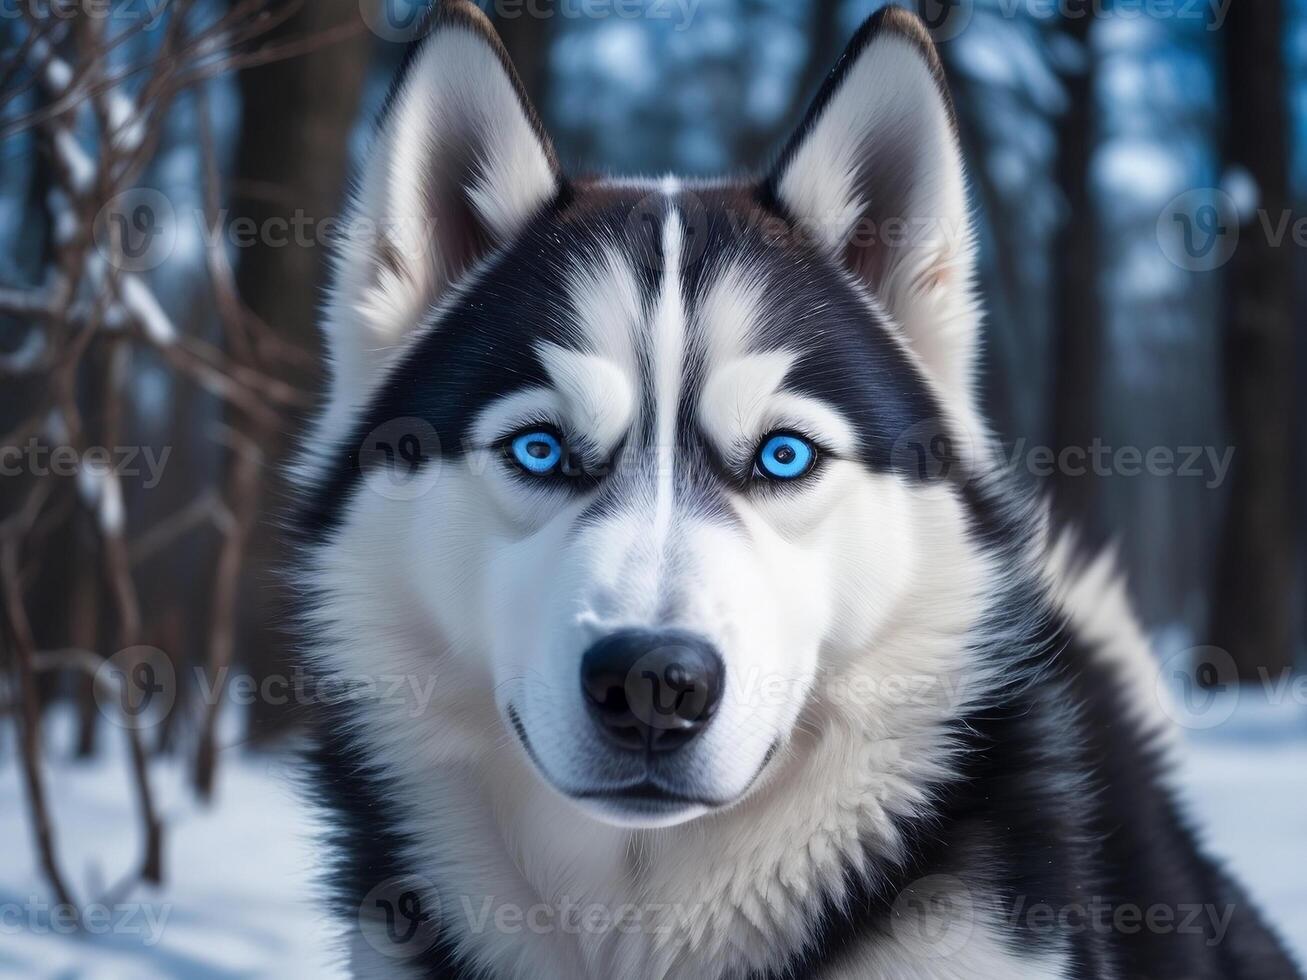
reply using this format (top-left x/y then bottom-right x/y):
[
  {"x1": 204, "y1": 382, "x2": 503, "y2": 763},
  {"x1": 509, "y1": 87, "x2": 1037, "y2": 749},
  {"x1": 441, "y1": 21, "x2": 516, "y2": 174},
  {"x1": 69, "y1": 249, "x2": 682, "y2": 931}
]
[
  {"x1": 576, "y1": 781, "x2": 724, "y2": 808},
  {"x1": 507, "y1": 703, "x2": 777, "y2": 821}
]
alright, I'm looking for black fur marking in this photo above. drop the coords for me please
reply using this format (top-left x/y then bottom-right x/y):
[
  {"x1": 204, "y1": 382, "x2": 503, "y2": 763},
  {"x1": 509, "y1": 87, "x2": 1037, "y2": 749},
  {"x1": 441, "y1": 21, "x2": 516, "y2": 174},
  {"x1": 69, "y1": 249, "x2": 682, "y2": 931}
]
[{"x1": 305, "y1": 709, "x2": 481, "y2": 978}]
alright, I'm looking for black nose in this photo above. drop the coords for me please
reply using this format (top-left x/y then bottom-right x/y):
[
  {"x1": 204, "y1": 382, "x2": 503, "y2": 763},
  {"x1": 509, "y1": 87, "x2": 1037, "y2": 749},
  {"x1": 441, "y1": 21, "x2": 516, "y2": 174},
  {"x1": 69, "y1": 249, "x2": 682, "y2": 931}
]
[{"x1": 580, "y1": 629, "x2": 725, "y2": 753}]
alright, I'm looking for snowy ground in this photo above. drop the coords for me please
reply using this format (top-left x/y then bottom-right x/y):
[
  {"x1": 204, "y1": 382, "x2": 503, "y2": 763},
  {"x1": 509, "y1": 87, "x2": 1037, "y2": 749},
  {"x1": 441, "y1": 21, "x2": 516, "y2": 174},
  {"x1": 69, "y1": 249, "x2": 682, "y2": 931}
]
[
  {"x1": 1, "y1": 696, "x2": 1304, "y2": 978},
  {"x1": 0, "y1": 714, "x2": 346, "y2": 980},
  {"x1": 1174, "y1": 693, "x2": 1307, "y2": 966}
]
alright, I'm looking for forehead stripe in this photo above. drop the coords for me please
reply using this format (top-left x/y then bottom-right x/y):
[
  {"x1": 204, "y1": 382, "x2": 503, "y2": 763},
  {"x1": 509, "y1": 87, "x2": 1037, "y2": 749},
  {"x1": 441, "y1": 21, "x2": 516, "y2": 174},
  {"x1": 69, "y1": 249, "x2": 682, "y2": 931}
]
[{"x1": 651, "y1": 201, "x2": 685, "y2": 554}]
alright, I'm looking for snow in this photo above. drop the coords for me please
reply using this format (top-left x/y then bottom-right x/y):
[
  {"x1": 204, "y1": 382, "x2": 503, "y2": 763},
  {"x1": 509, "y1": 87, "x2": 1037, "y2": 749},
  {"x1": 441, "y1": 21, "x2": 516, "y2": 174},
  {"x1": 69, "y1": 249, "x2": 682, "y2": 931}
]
[
  {"x1": 121, "y1": 276, "x2": 178, "y2": 346},
  {"x1": 53, "y1": 130, "x2": 96, "y2": 196},
  {"x1": 1, "y1": 697, "x2": 1303, "y2": 977},
  {"x1": 1174, "y1": 694, "x2": 1307, "y2": 966},
  {"x1": 0, "y1": 714, "x2": 345, "y2": 980},
  {"x1": 27, "y1": 39, "x2": 74, "y2": 95}
]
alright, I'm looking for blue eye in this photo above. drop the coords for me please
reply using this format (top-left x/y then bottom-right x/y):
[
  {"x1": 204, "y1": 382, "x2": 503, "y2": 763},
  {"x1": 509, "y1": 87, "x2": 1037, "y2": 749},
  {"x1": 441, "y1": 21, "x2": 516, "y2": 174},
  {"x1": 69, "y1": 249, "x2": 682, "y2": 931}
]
[
  {"x1": 756, "y1": 433, "x2": 816, "y2": 481},
  {"x1": 510, "y1": 430, "x2": 564, "y2": 475}
]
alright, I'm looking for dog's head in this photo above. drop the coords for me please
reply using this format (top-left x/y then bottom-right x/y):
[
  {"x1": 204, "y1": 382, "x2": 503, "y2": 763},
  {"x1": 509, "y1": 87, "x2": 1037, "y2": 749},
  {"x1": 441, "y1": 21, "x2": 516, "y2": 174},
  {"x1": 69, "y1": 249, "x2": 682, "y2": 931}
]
[{"x1": 303, "y1": 4, "x2": 988, "y2": 829}]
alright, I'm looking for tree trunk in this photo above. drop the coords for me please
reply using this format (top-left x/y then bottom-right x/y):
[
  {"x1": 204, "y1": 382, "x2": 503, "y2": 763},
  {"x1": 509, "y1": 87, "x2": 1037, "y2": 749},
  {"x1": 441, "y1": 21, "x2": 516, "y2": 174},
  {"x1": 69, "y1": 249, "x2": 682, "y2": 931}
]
[
  {"x1": 1209, "y1": 0, "x2": 1297, "y2": 681},
  {"x1": 1049, "y1": 14, "x2": 1103, "y2": 546},
  {"x1": 494, "y1": 0, "x2": 554, "y2": 122},
  {"x1": 232, "y1": 0, "x2": 372, "y2": 740},
  {"x1": 735, "y1": 0, "x2": 843, "y2": 170}
]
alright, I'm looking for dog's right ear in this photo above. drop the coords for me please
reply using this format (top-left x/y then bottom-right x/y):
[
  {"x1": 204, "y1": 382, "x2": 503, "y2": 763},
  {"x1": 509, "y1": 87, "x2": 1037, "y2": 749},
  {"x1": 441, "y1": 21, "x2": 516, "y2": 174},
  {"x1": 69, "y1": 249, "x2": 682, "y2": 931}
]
[
  {"x1": 324, "y1": 1, "x2": 560, "y2": 410},
  {"x1": 763, "y1": 7, "x2": 978, "y2": 403}
]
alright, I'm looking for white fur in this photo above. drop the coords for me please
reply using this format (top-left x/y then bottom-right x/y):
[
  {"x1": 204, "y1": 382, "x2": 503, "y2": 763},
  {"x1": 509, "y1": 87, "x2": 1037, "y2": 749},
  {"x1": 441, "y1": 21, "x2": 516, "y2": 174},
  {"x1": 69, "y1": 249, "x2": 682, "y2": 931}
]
[
  {"x1": 649, "y1": 206, "x2": 685, "y2": 556},
  {"x1": 698, "y1": 351, "x2": 858, "y2": 468},
  {"x1": 565, "y1": 241, "x2": 645, "y2": 369},
  {"x1": 536, "y1": 343, "x2": 637, "y2": 459}
]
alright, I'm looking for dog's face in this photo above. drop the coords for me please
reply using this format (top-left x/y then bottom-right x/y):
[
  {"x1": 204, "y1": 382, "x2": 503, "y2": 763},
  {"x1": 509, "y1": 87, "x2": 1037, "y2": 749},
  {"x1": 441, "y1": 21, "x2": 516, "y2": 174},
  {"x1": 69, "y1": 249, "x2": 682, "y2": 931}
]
[{"x1": 304, "y1": 5, "x2": 982, "y2": 829}]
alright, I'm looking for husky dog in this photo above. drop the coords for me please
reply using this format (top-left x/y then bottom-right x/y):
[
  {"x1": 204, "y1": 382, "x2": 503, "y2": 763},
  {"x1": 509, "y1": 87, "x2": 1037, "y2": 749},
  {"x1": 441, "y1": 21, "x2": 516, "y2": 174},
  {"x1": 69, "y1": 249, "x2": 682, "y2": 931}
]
[{"x1": 291, "y1": 4, "x2": 1300, "y2": 977}]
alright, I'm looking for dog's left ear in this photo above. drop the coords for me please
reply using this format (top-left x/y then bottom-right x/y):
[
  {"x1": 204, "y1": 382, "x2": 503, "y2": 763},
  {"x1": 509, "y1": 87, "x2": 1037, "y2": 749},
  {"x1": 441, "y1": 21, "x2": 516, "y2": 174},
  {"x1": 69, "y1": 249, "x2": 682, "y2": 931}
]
[{"x1": 764, "y1": 7, "x2": 978, "y2": 398}]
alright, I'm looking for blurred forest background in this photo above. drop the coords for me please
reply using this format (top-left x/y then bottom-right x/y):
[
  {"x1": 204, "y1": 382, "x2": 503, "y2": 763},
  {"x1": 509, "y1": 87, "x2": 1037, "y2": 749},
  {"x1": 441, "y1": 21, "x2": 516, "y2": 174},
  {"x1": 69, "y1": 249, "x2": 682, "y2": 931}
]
[{"x1": 0, "y1": 0, "x2": 1303, "y2": 922}]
